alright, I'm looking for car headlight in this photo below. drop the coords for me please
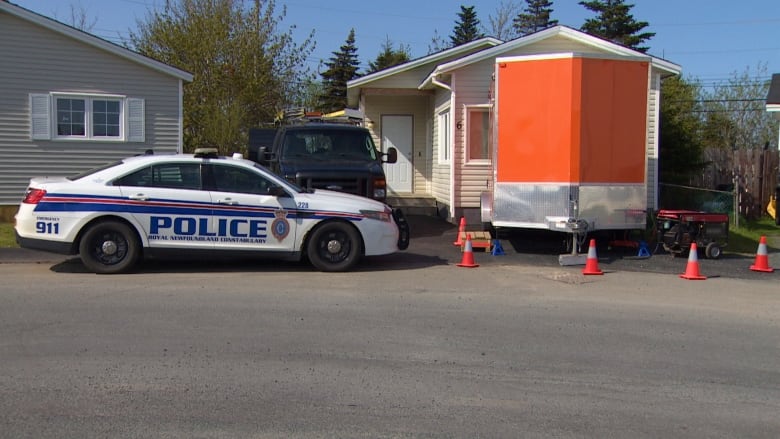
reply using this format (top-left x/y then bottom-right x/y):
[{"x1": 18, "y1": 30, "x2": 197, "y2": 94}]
[
  {"x1": 372, "y1": 188, "x2": 386, "y2": 199},
  {"x1": 360, "y1": 209, "x2": 392, "y2": 222}
]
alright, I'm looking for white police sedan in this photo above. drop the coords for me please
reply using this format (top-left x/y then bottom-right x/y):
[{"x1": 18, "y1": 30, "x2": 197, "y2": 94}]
[{"x1": 15, "y1": 149, "x2": 409, "y2": 274}]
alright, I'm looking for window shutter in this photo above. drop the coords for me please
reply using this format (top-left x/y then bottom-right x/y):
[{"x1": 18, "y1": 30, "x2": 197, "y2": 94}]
[
  {"x1": 30, "y1": 94, "x2": 51, "y2": 140},
  {"x1": 127, "y1": 98, "x2": 145, "y2": 142}
]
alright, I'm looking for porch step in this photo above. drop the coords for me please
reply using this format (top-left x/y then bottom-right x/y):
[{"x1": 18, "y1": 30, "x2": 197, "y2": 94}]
[{"x1": 386, "y1": 195, "x2": 438, "y2": 216}]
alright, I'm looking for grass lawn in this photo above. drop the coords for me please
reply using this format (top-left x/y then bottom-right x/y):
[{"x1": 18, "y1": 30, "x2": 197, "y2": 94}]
[
  {"x1": 728, "y1": 216, "x2": 780, "y2": 254},
  {"x1": 0, "y1": 222, "x2": 15, "y2": 247}
]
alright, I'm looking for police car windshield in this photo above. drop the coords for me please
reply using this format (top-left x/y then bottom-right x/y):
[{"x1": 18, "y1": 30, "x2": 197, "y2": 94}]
[
  {"x1": 251, "y1": 163, "x2": 305, "y2": 192},
  {"x1": 68, "y1": 160, "x2": 124, "y2": 181}
]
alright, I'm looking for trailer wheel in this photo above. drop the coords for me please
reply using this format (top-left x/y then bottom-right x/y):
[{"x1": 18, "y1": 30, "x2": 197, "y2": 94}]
[{"x1": 704, "y1": 242, "x2": 722, "y2": 259}]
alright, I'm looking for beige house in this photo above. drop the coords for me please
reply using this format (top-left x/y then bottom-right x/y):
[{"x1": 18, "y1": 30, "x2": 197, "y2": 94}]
[{"x1": 348, "y1": 26, "x2": 681, "y2": 224}]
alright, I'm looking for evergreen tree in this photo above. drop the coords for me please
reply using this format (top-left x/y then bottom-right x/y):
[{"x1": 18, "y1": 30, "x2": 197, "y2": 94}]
[
  {"x1": 513, "y1": 0, "x2": 558, "y2": 36},
  {"x1": 130, "y1": 0, "x2": 314, "y2": 153},
  {"x1": 659, "y1": 76, "x2": 707, "y2": 185},
  {"x1": 579, "y1": 0, "x2": 654, "y2": 52},
  {"x1": 367, "y1": 38, "x2": 411, "y2": 74},
  {"x1": 450, "y1": 5, "x2": 484, "y2": 46},
  {"x1": 318, "y1": 29, "x2": 361, "y2": 113}
]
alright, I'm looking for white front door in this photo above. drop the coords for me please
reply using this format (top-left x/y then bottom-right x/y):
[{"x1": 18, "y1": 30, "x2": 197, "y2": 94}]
[{"x1": 381, "y1": 115, "x2": 413, "y2": 193}]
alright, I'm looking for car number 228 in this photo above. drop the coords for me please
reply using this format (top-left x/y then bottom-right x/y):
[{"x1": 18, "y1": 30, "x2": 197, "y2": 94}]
[{"x1": 15, "y1": 148, "x2": 410, "y2": 274}]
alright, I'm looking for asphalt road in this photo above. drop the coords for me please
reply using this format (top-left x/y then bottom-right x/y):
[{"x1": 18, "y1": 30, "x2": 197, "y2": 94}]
[
  {"x1": 1, "y1": 261, "x2": 779, "y2": 438},
  {"x1": 1, "y1": 216, "x2": 779, "y2": 438}
]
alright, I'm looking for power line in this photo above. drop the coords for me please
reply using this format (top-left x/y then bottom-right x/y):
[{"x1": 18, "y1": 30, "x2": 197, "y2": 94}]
[{"x1": 651, "y1": 18, "x2": 780, "y2": 27}]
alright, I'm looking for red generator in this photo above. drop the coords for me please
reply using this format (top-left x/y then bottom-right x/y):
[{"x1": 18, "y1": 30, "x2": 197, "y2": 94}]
[{"x1": 656, "y1": 209, "x2": 729, "y2": 259}]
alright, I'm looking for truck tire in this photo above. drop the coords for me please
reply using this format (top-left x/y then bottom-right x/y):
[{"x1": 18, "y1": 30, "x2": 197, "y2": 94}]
[
  {"x1": 704, "y1": 242, "x2": 722, "y2": 259},
  {"x1": 306, "y1": 221, "x2": 362, "y2": 272},
  {"x1": 79, "y1": 220, "x2": 141, "y2": 274}
]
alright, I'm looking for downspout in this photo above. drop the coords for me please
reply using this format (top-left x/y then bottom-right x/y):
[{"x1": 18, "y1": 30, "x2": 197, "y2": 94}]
[{"x1": 431, "y1": 74, "x2": 456, "y2": 221}]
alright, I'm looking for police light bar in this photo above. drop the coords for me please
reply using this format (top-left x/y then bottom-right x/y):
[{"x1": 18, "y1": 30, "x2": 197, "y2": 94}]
[{"x1": 194, "y1": 148, "x2": 219, "y2": 158}]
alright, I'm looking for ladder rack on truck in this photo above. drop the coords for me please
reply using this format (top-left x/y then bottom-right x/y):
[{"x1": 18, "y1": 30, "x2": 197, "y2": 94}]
[{"x1": 274, "y1": 107, "x2": 365, "y2": 126}]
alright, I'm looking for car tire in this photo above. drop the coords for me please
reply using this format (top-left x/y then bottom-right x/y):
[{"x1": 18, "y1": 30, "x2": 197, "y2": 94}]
[
  {"x1": 79, "y1": 220, "x2": 140, "y2": 274},
  {"x1": 704, "y1": 242, "x2": 722, "y2": 260},
  {"x1": 306, "y1": 221, "x2": 362, "y2": 272}
]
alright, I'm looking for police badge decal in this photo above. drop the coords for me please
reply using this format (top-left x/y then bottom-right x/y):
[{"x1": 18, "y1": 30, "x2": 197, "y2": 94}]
[{"x1": 271, "y1": 209, "x2": 290, "y2": 241}]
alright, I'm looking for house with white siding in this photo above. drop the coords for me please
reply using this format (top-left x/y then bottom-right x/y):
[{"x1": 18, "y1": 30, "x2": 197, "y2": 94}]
[
  {"x1": 0, "y1": 1, "x2": 192, "y2": 219},
  {"x1": 348, "y1": 25, "x2": 681, "y2": 224}
]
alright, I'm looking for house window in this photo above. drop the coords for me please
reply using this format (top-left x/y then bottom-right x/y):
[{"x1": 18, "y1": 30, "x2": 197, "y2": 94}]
[
  {"x1": 56, "y1": 98, "x2": 85, "y2": 136},
  {"x1": 30, "y1": 93, "x2": 145, "y2": 142},
  {"x1": 466, "y1": 106, "x2": 491, "y2": 162},
  {"x1": 438, "y1": 109, "x2": 451, "y2": 163},
  {"x1": 92, "y1": 100, "x2": 121, "y2": 137},
  {"x1": 56, "y1": 96, "x2": 122, "y2": 139}
]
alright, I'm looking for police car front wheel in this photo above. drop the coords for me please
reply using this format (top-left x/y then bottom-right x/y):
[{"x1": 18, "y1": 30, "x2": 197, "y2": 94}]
[
  {"x1": 307, "y1": 221, "x2": 362, "y2": 272},
  {"x1": 79, "y1": 220, "x2": 141, "y2": 274}
]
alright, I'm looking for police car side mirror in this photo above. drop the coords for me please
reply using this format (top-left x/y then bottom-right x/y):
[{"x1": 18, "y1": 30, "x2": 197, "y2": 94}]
[{"x1": 384, "y1": 147, "x2": 398, "y2": 164}]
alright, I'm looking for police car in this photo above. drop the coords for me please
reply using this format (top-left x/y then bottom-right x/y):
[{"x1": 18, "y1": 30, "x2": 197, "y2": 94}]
[{"x1": 14, "y1": 148, "x2": 410, "y2": 274}]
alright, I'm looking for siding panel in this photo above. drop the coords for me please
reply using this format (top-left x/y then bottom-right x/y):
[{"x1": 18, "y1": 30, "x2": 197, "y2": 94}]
[
  {"x1": 451, "y1": 60, "x2": 494, "y2": 209},
  {"x1": 0, "y1": 11, "x2": 183, "y2": 205},
  {"x1": 646, "y1": 72, "x2": 661, "y2": 210},
  {"x1": 431, "y1": 89, "x2": 452, "y2": 204}
]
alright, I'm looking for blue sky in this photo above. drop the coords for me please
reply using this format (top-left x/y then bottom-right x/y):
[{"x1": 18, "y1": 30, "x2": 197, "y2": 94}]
[{"x1": 11, "y1": 0, "x2": 780, "y2": 88}]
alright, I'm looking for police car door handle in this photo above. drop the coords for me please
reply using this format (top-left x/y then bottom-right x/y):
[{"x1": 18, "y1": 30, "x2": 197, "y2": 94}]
[
  {"x1": 218, "y1": 198, "x2": 238, "y2": 205},
  {"x1": 128, "y1": 193, "x2": 149, "y2": 201}
]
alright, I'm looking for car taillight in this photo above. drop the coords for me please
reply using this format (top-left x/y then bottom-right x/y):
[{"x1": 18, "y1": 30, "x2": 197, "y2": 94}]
[{"x1": 22, "y1": 188, "x2": 46, "y2": 204}]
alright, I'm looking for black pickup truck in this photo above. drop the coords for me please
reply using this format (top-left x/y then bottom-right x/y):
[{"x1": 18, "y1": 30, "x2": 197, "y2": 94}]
[{"x1": 248, "y1": 123, "x2": 397, "y2": 203}]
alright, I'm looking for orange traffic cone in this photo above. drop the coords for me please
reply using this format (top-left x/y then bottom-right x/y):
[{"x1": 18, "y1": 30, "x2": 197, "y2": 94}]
[
  {"x1": 453, "y1": 217, "x2": 466, "y2": 246},
  {"x1": 680, "y1": 242, "x2": 706, "y2": 280},
  {"x1": 582, "y1": 239, "x2": 604, "y2": 275},
  {"x1": 456, "y1": 234, "x2": 479, "y2": 268},
  {"x1": 749, "y1": 236, "x2": 774, "y2": 273}
]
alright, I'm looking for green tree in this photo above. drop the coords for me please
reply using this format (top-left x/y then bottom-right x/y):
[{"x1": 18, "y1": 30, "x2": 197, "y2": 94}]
[
  {"x1": 513, "y1": 0, "x2": 558, "y2": 36},
  {"x1": 295, "y1": 79, "x2": 325, "y2": 112},
  {"x1": 130, "y1": 0, "x2": 314, "y2": 154},
  {"x1": 659, "y1": 76, "x2": 707, "y2": 185},
  {"x1": 450, "y1": 5, "x2": 484, "y2": 46},
  {"x1": 579, "y1": 0, "x2": 654, "y2": 52},
  {"x1": 701, "y1": 63, "x2": 777, "y2": 150},
  {"x1": 318, "y1": 28, "x2": 361, "y2": 113},
  {"x1": 367, "y1": 37, "x2": 411, "y2": 74},
  {"x1": 427, "y1": 29, "x2": 449, "y2": 54}
]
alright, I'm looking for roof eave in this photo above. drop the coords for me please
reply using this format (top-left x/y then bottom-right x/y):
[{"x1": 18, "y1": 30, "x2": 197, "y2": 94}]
[
  {"x1": 1, "y1": 2, "x2": 193, "y2": 82},
  {"x1": 430, "y1": 26, "x2": 681, "y2": 77},
  {"x1": 347, "y1": 36, "x2": 502, "y2": 89}
]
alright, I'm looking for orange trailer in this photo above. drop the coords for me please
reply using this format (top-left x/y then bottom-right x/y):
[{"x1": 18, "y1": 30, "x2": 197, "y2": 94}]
[{"x1": 480, "y1": 53, "x2": 651, "y2": 263}]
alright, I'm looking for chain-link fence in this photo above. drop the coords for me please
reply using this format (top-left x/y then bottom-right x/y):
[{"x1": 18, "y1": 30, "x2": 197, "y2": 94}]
[{"x1": 659, "y1": 183, "x2": 734, "y2": 214}]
